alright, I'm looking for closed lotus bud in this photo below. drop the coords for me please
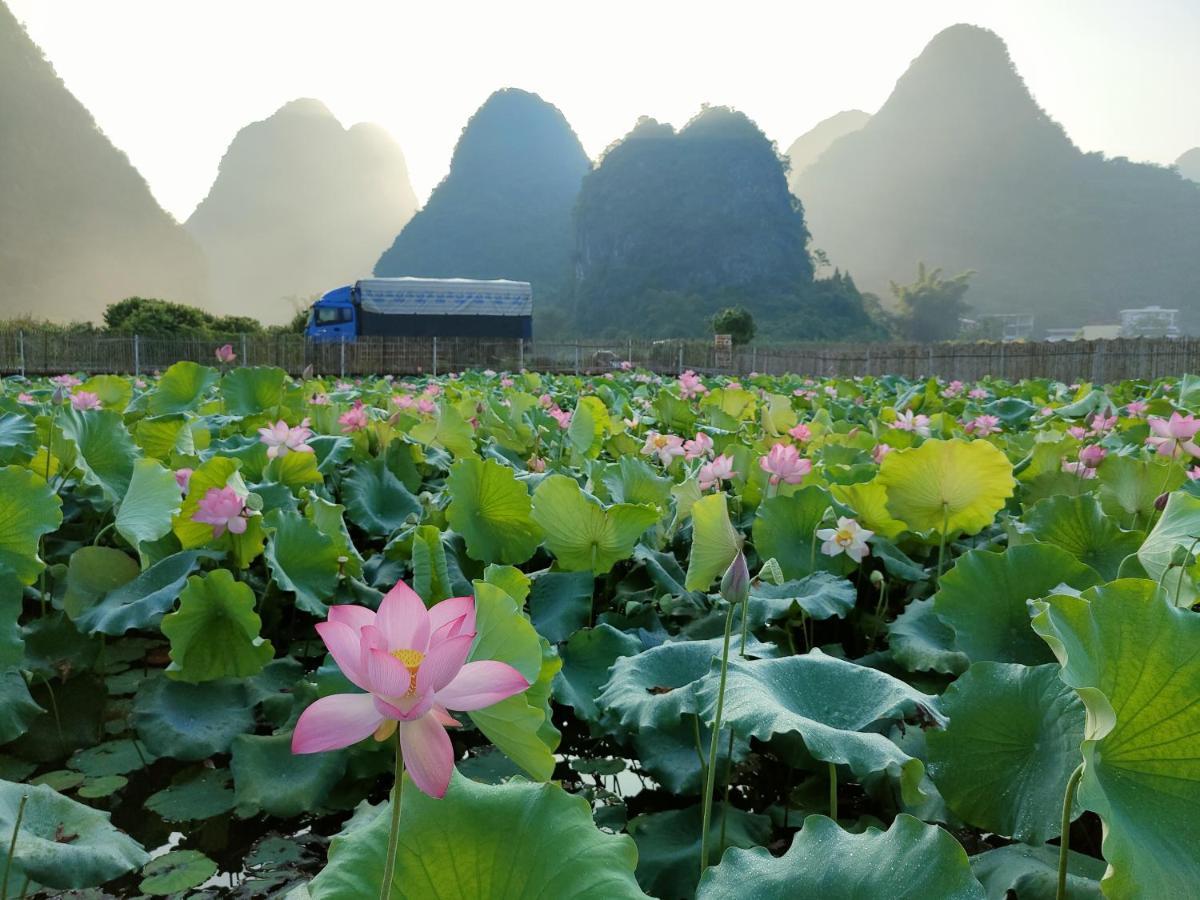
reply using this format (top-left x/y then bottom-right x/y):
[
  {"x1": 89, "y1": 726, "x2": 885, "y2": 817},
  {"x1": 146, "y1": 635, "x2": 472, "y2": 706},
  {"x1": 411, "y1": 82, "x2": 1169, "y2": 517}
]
[
  {"x1": 51, "y1": 385, "x2": 67, "y2": 404},
  {"x1": 1155, "y1": 492, "x2": 1170, "y2": 511},
  {"x1": 1079, "y1": 444, "x2": 1107, "y2": 469},
  {"x1": 720, "y1": 551, "x2": 750, "y2": 606},
  {"x1": 869, "y1": 570, "x2": 885, "y2": 588}
]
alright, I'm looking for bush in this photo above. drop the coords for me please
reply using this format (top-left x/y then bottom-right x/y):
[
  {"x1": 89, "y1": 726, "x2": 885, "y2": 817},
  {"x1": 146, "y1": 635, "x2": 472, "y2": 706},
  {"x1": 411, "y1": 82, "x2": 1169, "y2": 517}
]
[{"x1": 711, "y1": 306, "x2": 757, "y2": 345}]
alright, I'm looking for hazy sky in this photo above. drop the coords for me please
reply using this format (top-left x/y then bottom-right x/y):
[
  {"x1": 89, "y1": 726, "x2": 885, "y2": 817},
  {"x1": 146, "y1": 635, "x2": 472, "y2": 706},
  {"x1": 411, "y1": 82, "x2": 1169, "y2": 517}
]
[{"x1": 10, "y1": 0, "x2": 1199, "y2": 221}]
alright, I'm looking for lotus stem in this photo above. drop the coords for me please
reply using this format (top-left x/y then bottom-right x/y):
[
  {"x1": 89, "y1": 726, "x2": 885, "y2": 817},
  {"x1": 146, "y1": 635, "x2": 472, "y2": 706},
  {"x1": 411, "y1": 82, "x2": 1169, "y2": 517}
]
[
  {"x1": 1173, "y1": 537, "x2": 1200, "y2": 608},
  {"x1": 828, "y1": 761, "x2": 838, "y2": 820},
  {"x1": 379, "y1": 739, "x2": 406, "y2": 900},
  {"x1": 1057, "y1": 762, "x2": 1084, "y2": 900},
  {"x1": 2, "y1": 792, "x2": 27, "y2": 900},
  {"x1": 718, "y1": 596, "x2": 753, "y2": 850},
  {"x1": 700, "y1": 602, "x2": 736, "y2": 873},
  {"x1": 936, "y1": 502, "x2": 950, "y2": 580}
]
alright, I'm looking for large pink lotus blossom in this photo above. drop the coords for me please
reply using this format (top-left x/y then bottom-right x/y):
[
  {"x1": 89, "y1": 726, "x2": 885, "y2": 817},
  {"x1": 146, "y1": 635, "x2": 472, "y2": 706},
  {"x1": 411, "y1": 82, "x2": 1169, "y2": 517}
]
[
  {"x1": 698, "y1": 454, "x2": 735, "y2": 491},
  {"x1": 338, "y1": 400, "x2": 369, "y2": 433},
  {"x1": 193, "y1": 486, "x2": 248, "y2": 538},
  {"x1": 683, "y1": 432, "x2": 713, "y2": 461},
  {"x1": 417, "y1": 397, "x2": 437, "y2": 415},
  {"x1": 69, "y1": 391, "x2": 102, "y2": 411},
  {"x1": 759, "y1": 443, "x2": 812, "y2": 486},
  {"x1": 893, "y1": 410, "x2": 931, "y2": 437},
  {"x1": 1146, "y1": 413, "x2": 1200, "y2": 459},
  {"x1": 214, "y1": 344, "x2": 236, "y2": 364},
  {"x1": 291, "y1": 582, "x2": 529, "y2": 798},
  {"x1": 678, "y1": 371, "x2": 707, "y2": 400},
  {"x1": 642, "y1": 431, "x2": 685, "y2": 466},
  {"x1": 393, "y1": 394, "x2": 415, "y2": 410},
  {"x1": 258, "y1": 419, "x2": 313, "y2": 459}
]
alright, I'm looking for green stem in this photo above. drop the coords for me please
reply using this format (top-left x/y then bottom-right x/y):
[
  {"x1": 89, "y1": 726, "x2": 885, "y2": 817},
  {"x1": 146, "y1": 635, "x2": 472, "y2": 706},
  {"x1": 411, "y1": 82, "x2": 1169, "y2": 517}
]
[
  {"x1": 869, "y1": 581, "x2": 889, "y2": 651},
  {"x1": 700, "y1": 602, "x2": 736, "y2": 873},
  {"x1": 379, "y1": 739, "x2": 405, "y2": 900},
  {"x1": 828, "y1": 761, "x2": 838, "y2": 820},
  {"x1": 691, "y1": 715, "x2": 706, "y2": 776},
  {"x1": 1172, "y1": 536, "x2": 1200, "y2": 608},
  {"x1": 1057, "y1": 763, "x2": 1085, "y2": 900},
  {"x1": 2, "y1": 792, "x2": 27, "y2": 900},
  {"x1": 91, "y1": 520, "x2": 115, "y2": 547},
  {"x1": 1149, "y1": 460, "x2": 1177, "y2": 529},
  {"x1": 718, "y1": 599, "x2": 753, "y2": 850},
  {"x1": 936, "y1": 502, "x2": 950, "y2": 580}
]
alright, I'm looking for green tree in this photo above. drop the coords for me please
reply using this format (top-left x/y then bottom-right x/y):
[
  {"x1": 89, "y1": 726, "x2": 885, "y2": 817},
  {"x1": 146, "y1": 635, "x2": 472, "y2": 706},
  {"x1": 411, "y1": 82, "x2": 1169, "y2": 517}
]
[
  {"x1": 711, "y1": 306, "x2": 756, "y2": 345},
  {"x1": 890, "y1": 263, "x2": 973, "y2": 342},
  {"x1": 102, "y1": 297, "x2": 215, "y2": 335}
]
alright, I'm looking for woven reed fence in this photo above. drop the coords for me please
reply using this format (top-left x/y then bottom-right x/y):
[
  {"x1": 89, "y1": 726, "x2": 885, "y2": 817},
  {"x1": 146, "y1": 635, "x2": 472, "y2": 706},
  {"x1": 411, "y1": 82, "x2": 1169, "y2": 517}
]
[{"x1": 0, "y1": 330, "x2": 1196, "y2": 382}]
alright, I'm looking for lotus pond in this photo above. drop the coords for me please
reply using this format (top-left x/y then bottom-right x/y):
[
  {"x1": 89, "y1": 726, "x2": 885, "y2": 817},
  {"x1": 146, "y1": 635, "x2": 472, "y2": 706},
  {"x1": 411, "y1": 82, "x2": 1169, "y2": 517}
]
[{"x1": 1, "y1": 363, "x2": 1198, "y2": 899}]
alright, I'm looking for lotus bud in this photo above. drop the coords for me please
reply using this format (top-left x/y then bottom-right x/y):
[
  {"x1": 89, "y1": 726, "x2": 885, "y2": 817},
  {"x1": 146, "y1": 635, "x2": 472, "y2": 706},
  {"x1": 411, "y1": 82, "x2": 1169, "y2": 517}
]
[
  {"x1": 243, "y1": 492, "x2": 264, "y2": 512},
  {"x1": 720, "y1": 551, "x2": 750, "y2": 606},
  {"x1": 869, "y1": 570, "x2": 885, "y2": 588},
  {"x1": 51, "y1": 385, "x2": 67, "y2": 404},
  {"x1": 1155, "y1": 492, "x2": 1170, "y2": 511},
  {"x1": 1079, "y1": 444, "x2": 1107, "y2": 468}
]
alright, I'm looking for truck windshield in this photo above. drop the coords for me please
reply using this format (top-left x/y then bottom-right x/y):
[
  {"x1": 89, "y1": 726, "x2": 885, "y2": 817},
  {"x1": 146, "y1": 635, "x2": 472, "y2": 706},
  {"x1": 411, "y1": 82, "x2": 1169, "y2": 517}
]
[{"x1": 314, "y1": 307, "x2": 352, "y2": 325}]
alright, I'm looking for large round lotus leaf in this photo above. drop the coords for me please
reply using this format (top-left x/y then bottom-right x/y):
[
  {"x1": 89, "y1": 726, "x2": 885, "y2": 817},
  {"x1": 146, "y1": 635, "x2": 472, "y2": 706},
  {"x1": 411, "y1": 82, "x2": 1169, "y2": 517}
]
[
  {"x1": 568, "y1": 395, "x2": 611, "y2": 458},
  {"x1": 1136, "y1": 490, "x2": 1200, "y2": 591},
  {"x1": 172, "y1": 455, "x2": 241, "y2": 549},
  {"x1": 830, "y1": 479, "x2": 907, "y2": 540},
  {"x1": 10, "y1": 674, "x2": 103, "y2": 763},
  {"x1": 0, "y1": 570, "x2": 25, "y2": 670},
  {"x1": 696, "y1": 650, "x2": 940, "y2": 804},
  {"x1": 139, "y1": 848, "x2": 218, "y2": 895},
  {"x1": 752, "y1": 486, "x2": 837, "y2": 579},
  {"x1": 602, "y1": 456, "x2": 673, "y2": 510},
  {"x1": 57, "y1": 407, "x2": 138, "y2": 502},
  {"x1": 531, "y1": 474, "x2": 659, "y2": 575},
  {"x1": 231, "y1": 731, "x2": 346, "y2": 818},
  {"x1": 969, "y1": 843, "x2": 1104, "y2": 900},
  {"x1": 67, "y1": 738, "x2": 154, "y2": 777},
  {"x1": 79, "y1": 374, "x2": 132, "y2": 411},
  {"x1": 1021, "y1": 494, "x2": 1143, "y2": 581},
  {"x1": 599, "y1": 635, "x2": 776, "y2": 732},
  {"x1": 0, "y1": 779, "x2": 148, "y2": 889},
  {"x1": 161, "y1": 569, "x2": 274, "y2": 682},
  {"x1": 933, "y1": 544, "x2": 1101, "y2": 666},
  {"x1": 0, "y1": 412, "x2": 36, "y2": 465},
  {"x1": 446, "y1": 457, "x2": 542, "y2": 565},
  {"x1": 926, "y1": 662, "x2": 1085, "y2": 842},
  {"x1": 1031, "y1": 579, "x2": 1200, "y2": 898},
  {"x1": 628, "y1": 804, "x2": 771, "y2": 899},
  {"x1": 145, "y1": 768, "x2": 236, "y2": 822},
  {"x1": 529, "y1": 570, "x2": 594, "y2": 643},
  {"x1": 263, "y1": 509, "x2": 342, "y2": 616},
  {"x1": 148, "y1": 360, "x2": 218, "y2": 415},
  {"x1": 748, "y1": 572, "x2": 857, "y2": 622},
  {"x1": 306, "y1": 773, "x2": 646, "y2": 899},
  {"x1": 0, "y1": 670, "x2": 43, "y2": 743},
  {"x1": 631, "y1": 720, "x2": 750, "y2": 795},
  {"x1": 220, "y1": 366, "x2": 286, "y2": 416},
  {"x1": 63, "y1": 546, "x2": 139, "y2": 621},
  {"x1": 0, "y1": 465, "x2": 63, "y2": 584},
  {"x1": 554, "y1": 624, "x2": 642, "y2": 725},
  {"x1": 340, "y1": 455, "x2": 421, "y2": 538},
  {"x1": 697, "y1": 814, "x2": 983, "y2": 899},
  {"x1": 887, "y1": 598, "x2": 968, "y2": 675},
  {"x1": 115, "y1": 458, "x2": 183, "y2": 554},
  {"x1": 877, "y1": 438, "x2": 1015, "y2": 537},
  {"x1": 132, "y1": 677, "x2": 254, "y2": 759},
  {"x1": 1097, "y1": 454, "x2": 1185, "y2": 525},
  {"x1": 73, "y1": 549, "x2": 216, "y2": 636},
  {"x1": 684, "y1": 493, "x2": 741, "y2": 591}
]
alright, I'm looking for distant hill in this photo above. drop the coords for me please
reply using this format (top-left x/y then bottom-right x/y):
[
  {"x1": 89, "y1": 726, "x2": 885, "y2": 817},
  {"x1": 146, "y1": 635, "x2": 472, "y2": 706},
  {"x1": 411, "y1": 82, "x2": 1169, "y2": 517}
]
[
  {"x1": 573, "y1": 107, "x2": 884, "y2": 340},
  {"x1": 1179, "y1": 148, "x2": 1200, "y2": 183},
  {"x1": 0, "y1": 1, "x2": 208, "y2": 322},
  {"x1": 187, "y1": 99, "x2": 417, "y2": 324},
  {"x1": 374, "y1": 88, "x2": 589, "y2": 333},
  {"x1": 795, "y1": 24, "x2": 1200, "y2": 332},
  {"x1": 785, "y1": 110, "x2": 870, "y2": 192}
]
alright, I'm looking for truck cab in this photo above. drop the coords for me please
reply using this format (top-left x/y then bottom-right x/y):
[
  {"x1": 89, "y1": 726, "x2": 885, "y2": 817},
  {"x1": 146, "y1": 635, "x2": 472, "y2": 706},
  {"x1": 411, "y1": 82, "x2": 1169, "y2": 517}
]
[{"x1": 306, "y1": 285, "x2": 357, "y2": 342}]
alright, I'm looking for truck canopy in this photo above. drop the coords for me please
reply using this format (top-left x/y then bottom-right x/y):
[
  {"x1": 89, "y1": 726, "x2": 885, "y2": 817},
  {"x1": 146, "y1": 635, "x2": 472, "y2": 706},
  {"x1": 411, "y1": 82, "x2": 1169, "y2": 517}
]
[{"x1": 355, "y1": 278, "x2": 532, "y2": 317}]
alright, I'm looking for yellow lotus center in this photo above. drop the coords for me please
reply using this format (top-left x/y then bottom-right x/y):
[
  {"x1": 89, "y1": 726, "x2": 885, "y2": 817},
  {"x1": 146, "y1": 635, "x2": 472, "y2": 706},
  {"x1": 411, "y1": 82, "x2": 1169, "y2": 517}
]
[
  {"x1": 835, "y1": 529, "x2": 855, "y2": 547},
  {"x1": 652, "y1": 435, "x2": 668, "y2": 448},
  {"x1": 390, "y1": 648, "x2": 424, "y2": 696}
]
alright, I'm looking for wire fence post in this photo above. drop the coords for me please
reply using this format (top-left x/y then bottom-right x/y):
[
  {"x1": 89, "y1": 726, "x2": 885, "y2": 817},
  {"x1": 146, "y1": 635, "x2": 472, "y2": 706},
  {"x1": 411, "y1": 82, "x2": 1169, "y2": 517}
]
[
  {"x1": 678, "y1": 343, "x2": 684, "y2": 374},
  {"x1": 339, "y1": 336, "x2": 346, "y2": 379},
  {"x1": 432, "y1": 337, "x2": 438, "y2": 377},
  {"x1": 518, "y1": 338, "x2": 524, "y2": 371},
  {"x1": 627, "y1": 338, "x2": 632, "y2": 365},
  {"x1": 17, "y1": 330, "x2": 25, "y2": 378},
  {"x1": 751, "y1": 345, "x2": 757, "y2": 374},
  {"x1": 133, "y1": 334, "x2": 140, "y2": 377},
  {"x1": 574, "y1": 342, "x2": 581, "y2": 376},
  {"x1": 241, "y1": 333, "x2": 248, "y2": 367}
]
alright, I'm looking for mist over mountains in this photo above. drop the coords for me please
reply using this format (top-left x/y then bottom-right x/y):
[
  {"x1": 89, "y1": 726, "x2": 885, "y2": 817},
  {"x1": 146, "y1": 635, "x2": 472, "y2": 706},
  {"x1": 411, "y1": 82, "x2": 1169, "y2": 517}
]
[
  {"x1": 784, "y1": 110, "x2": 870, "y2": 192},
  {"x1": 1179, "y1": 148, "x2": 1200, "y2": 183}
]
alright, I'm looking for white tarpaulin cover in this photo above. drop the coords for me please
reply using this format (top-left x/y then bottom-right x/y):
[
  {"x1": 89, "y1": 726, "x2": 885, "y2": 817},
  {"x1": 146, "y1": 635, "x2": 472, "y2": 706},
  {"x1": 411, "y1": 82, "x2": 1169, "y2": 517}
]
[{"x1": 356, "y1": 278, "x2": 532, "y2": 316}]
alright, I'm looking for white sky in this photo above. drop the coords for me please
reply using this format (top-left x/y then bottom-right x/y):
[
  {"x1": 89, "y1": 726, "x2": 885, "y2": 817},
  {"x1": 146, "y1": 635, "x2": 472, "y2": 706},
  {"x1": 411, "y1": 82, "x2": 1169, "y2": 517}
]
[{"x1": 10, "y1": 0, "x2": 1200, "y2": 222}]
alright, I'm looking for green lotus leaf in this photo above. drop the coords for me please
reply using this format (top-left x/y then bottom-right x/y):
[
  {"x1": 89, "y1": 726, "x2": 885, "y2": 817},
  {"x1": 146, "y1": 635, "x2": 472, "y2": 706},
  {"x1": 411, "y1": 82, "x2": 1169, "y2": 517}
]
[
  {"x1": 631, "y1": 720, "x2": 750, "y2": 795},
  {"x1": 748, "y1": 572, "x2": 858, "y2": 622},
  {"x1": 603, "y1": 455, "x2": 673, "y2": 510},
  {"x1": 140, "y1": 848, "x2": 218, "y2": 895},
  {"x1": 266, "y1": 448, "x2": 324, "y2": 490},
  {"x1": 446, "y1": 457, "x2": 542, "y2": 565},
  {"x1": 969, "y1": 843, "x2": 1104, "y2": 900},
  {"x1": 58, "y1": 407, "x2": 139, "y2": 501},
  {"x1": 1097, "y1": 453, "x2": 1185, "y2": 527},
  {"x1": 161, "y1": 569, "x2": 274, "y2": 682},
  {"x1": 529, "y1": 569, "x2": 594, "y2": 643},
  {"x1": 0, "y1": 465, "x2": 63, "y2": 583},
  {"x1": 409, "y1": 524, "x2": 454, "y2": 603},
  {"x1": 172, "y1": 455, "x2": 241, "y2": 548},
  {"x1": 628, "y1": 804, "x2": 771, "y2": 899},
  {"x1": 554, "y1": 624, "x2": 642, "y2": 725},
  {"x1": 926, "y1": 662, "x2": 1085, "y2": 842},
  {"x1": 696, "y1": 814, "x2": 984, "y2": 900},
  {"x1": 1137, "y1": 490, "x2": 1200, "y2": 590},
  {"x1": 684, "y1": 492, "x2": 742, "y2": 591},
  {"x1": 751, "y1": 486, "x2": 836, "y2": 579},
  {"x1": 115, "y1": 458, "x2": 184, "y2": 555},
  {"x1": 1021, "y1": 493, "x2": 1144, "y2": 580},
  {"x1": 231, "y1": 731, "x2": 347, "y2": 817},
  {"x1": 76, "y1": 774, "x2": 128, "y2": 799},
  {"x1": 0, "y1": 779, "x2": 148, "y2": 889},
  {"x1": 888, "y1": 597, "x2": 969, "y2": 675},
  {"x1": 1031, "y1": 579, "x2": 1200, "y2": 898},
  {"x1": 144, "y1": 768, "x2": 236, "y2": 822},
  {"x1": 221, "y1": 366, "x2": 286, "y2": 416},
  {"x1": 133, "y1": 676, "x2": 254, "y2": 759},
  {"x1": 0, "y1": 570, "x2": 21, "y2": 668},
  {"x1": 933, "y1": 544, "x2": 1101, "y2": 665},
  {"x1": 63, "y1": 546, "x2": 138, "y2": 621},
  {"x1": 73, "y1": 549, "x2": 216, "y2": 635},
  {"x1": 10, "y1": 674, "x2": 103, "y2": 763},
  {"x1": 79, "y1": 374, "x2": 133, "y2": 411},
  {"x1": 134, "y1": 414, "x2": 193, "y2": 460},
  {"x1": 531, "y1": 474, "x2": 659, "y2": 574},
  {"x1": 67, "y1": 738, "x2": 154, "y2": 777},
  {"x1": 697, "y1": 651, "x2": 940, "y2": 803},
  {"x1": 264, "y1": 509, "x2": 342, "y2": 615},
  {"x1": 340, "y1": 454, "x2": 421, "y2": 538},
  {"x1": 305, "y1": 494, "x2": 363, "y2": 578},
  {"x1": 29, "y1": 769, "x2": 83, "y2": 790},
  {"x1": 482, "y1": 563, "x2": 531, "y2": 605},
  {"x1": 305, "y1": 773, "x2": 645, "y2": 899},
  {"x1": 0, "y1": 670, "x2": 43, "y2": 743},
  {"x1": 830, "y1": 478, "x2": 908, "y2": 540},
  {"x1": 569, "y1": 394, "x2": 610, "y2": 458},
  {"x1": 408, "y1": 400, "x2": 477, "y2": 458},
  {"x1": 878, "y1": 438, "x2": 1015, "y2": 537},
  {"x1": 0, "y1": 412, "x2": 36, "y2": 466},
  {"x1": 148, "y1": 360, "x2": 218, "y2": 415}
]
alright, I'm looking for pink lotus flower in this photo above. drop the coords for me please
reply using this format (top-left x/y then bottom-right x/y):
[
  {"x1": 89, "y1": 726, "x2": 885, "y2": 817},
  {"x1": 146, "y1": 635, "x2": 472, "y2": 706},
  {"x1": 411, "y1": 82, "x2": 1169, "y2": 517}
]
[
  {"x1": 1088, "y1": 411, "x2": 1117, "y2": 434},
  {"x1": 698, "y1": 454, "x2": 735, "y2": 491},
  {"x1": 1189, "y1": 468, "x2": 1200, "y2": 482},
  {"x1": 968, "y1": 388, "x2": 989, "y2": 400},
  {"x1": 310, "y1": 392, "x2": 330, "y2": 406},
  {"x1": 893, "y1": 410, "x2": 931, "y2": 437},
  {"x1": 291, "y1": 582, "x2": 529, "y2": 798},
  {"x1": 642, "y1": 431, "x2": 685, "y2": 466},
  {"x1": 214, "y1": 344, "x2": 236, "y2": 364},
  {"x1": 1039, "y1": 406, "x2": 1055, "y2": 417},
  {"x1": 759, "y1": 443, "x2": 812, "y2": 486},
  {"x1": 620, "y1": 360, "x2": 633, "y2": 371},
  {"x1": 527, "y1": 455, "x2": 547, "y2": 473},
  {"x1": 548, "y1": 407, "x2": 571, "y2": 429},
  {"x1": 965, "y1": 414, "x2": 1001, "y2": 437},
  {"x1": 538, "y1": 393, "x2": 555, "y2": 409},
  {"x1": 417, "y1": 397, "x2": 437, "y2": 415},
  {"x1": 941, "y1": 380, "x2": 964, "y2": 399},
  {"x1": 334, "y1": 381, "x2": 354, "y2": 392},
  {"x1": 824, "y1": 385, "x2": 838, "y2": 398},
  {"x1": 50, "y1": 374, "x2": 81, "y2": 388},
  {"x1": 873, "y1": 443, "x2": 893, "y2": 464},
  {"x1": 1146, "y1": 413, "x2": 1200, "y2": 459},
  {"x1": 500, "y1": 377, "x2": 514, "y2": 388},
  {"x1": 1066, "y1": 425, "x2": 1089, "y2": 440},
  {"x1": 70, "y1": 391, "x2": 102, "y2": 411},
  {"x1": 678, "y1": 371, "x2": 707, "y2": 400},
  {"x1": 17, "y1": 393, "x2": 34, "y2": 405},
  {"x1": 339, "y1": 400, "x2": 369, "y2": 433},
  {"x1": 1079, "y1": 444, "x2": 1107, "y2": 469},
  {"x1": 193, "y1": 486, "x2": 248, "y2": 538},
  {"x1": 1126, "y1": 400, "x2": 1149, "y2": 418},
  {"x1": 393, "y1": 394, "x2": 415, "y2": 409},
  {"x1": 174, "y1": 468, "x2": 193, "y2": 493},
  {"x1": 789, "y1": 423, "x2": 812, "y2": 443},
  {"x1": 1062, "y1": 460, "x2": 1098, "y2": 480},
  {"x1": 683, "y1": 432, "x2": 714, "y2": 461},
  {"x1": 258, "y1": 419, "x2": 313, "y2": 459}
]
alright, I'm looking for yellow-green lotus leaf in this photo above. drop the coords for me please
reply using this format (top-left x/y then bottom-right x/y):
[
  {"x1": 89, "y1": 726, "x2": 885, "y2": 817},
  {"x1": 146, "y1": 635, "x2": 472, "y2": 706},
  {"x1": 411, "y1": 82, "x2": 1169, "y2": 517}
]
[{"x1": 830, "y1": 479, "x2": 906, "y2": 540}]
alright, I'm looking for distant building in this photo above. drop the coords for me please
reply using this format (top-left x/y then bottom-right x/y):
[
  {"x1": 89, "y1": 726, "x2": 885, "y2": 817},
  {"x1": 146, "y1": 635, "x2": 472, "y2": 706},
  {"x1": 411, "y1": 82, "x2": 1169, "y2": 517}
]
[
  {"x1": 1044, "y1": 328, "x2": 1081, "y2": 342},
  {"x1": 1079, "y1": 324, "x2": 1122, "y2": 341},
  {"x1": 1120, "y1": 306, "x2": 1179, "y2": 338},
  {"x1": 978, "y1": 313, "x2": 1035, "y2": 342}
]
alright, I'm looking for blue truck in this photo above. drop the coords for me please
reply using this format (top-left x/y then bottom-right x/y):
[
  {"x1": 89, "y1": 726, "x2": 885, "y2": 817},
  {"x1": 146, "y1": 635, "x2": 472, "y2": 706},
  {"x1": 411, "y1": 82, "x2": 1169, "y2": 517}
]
[{"x1": 305, "y1": 277, "x2": 533, "y2": 342}]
